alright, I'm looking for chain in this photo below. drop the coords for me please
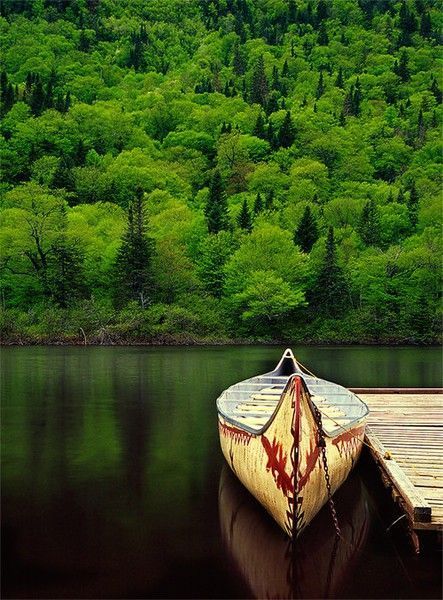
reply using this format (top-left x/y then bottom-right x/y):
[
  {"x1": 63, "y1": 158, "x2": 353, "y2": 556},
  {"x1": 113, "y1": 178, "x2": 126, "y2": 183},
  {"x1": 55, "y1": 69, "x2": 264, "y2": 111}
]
[{"x1": 311, "y1": 402, "x2": 341, "y2": 538}]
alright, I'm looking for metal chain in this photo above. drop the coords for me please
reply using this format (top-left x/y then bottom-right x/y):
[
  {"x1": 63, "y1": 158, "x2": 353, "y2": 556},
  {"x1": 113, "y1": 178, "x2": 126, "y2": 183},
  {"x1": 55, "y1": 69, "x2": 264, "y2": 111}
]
[{"x1": 312, "y1": 402, "x2": 341, "y2": 538}]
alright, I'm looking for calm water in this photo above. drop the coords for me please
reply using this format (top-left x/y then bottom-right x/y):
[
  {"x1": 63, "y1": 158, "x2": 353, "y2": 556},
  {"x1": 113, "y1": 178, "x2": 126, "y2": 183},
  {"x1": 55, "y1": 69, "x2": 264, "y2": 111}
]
[{"x1": 1, "y1": 346, "x2": 442, "y2": 599}]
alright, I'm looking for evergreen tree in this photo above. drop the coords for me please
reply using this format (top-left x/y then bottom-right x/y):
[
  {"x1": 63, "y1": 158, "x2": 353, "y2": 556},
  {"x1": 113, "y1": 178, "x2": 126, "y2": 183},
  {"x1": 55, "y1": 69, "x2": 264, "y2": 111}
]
[
  {"x1": 430, "y1": 76, "x2": 442, "y2": 104},
  {"x1": 253, "y1": 192, "x2": 263, "y2": 214},
  {"x1": 115, "y1": 187, "x2": 154, "y2": 307},
  {"x1": 318, "y1": 22, "x2": 328, "y2": 45},
  {"x1": 315, "y1": 71, "x2": 325, "y2": 99},
  {"x1": 197, "y1": 232, "x2": 232, "y2": 298},
  {"x1": 265, "y1": 189, "x2": 275, "y2": 210},
  {"x1": 267, "y1": 120, "x2": 278, "y2": 149},
  {"x1": 294, "y1": 206, "x2": 318, "y2": 252},
  {"x1": 47, "y1": 239, "x2": 86, "y2": 308},
  {"x1": 64, "y1": 90, "x2": 71, "y2": 113},
  {"x1": 266, "y1": 91, "x2": 279, "y2": 115},
  {"x1": 394, "y1": 50, "x2": 410, "y2": 81},
  {"x1": 253, "y1": 111, "x2": 266, "y2": 138},
  {"x1": 250, "y1": 54, "x2": 269, "y2": 108},
  {"x1": 278, "y1": 111, "x2": 295, "y2": 148},
  {"x1": 237, "y1": 198, "x2": 252, "y2": 232},
  {"x1": 288, "y1": 0, "x2": 297, "y2": 24},
  {"x1": 205, "y1": 170, "x2": 229, "y2": 234},
  {"x1": 352, "y1": 77, "x2": 363, "y2": 116},
  {"x1": 397, "y1": 188, "x2": 405, "y2": 203},
  {"x1": 282, "y1": 59, "x2": 289, "y2": 78},
  {"x1": 339, "y1": 110, "x2": 346, "y2": 127},
  {"x1": 316, "y1": 0, "x2": 328, "y2": 24},
  {"x1": 233, "y1": 42, "x2": 246, "y2": 75},
  {"x1": 309, "y1": 227, "x2": 348, "y2": 317},
  {"x1": 335, "y1": 66, "x2": 344, "y2": 88},
  {"x1": 79, "y1": 29, "x2": 89, "y2": 51},
  {"x1": 357, "y1": 199, "x2": 381, "y2": 246},
  {"x1": 30, "y1": 77, "x2": 45, "y2": 116},
  {"x1": 75, "y1": 139, "x2": 87, "y2": 165},
  {"x1": 419, "y1": 11, "x2": 432, "y2": 38},
  {"x1": 417, "y1": 107, "x2": 426, "y2": 145},
  {"x1": 407, "y1": 181, "x2": 419, "y2": 227}
]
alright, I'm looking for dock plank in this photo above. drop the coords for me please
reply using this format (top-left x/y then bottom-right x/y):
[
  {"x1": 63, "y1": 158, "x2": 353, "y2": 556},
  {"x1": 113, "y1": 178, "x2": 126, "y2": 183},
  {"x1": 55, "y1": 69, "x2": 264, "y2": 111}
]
[{"x1": 359, "y1": 392, "x2": 442, "y2": 546}]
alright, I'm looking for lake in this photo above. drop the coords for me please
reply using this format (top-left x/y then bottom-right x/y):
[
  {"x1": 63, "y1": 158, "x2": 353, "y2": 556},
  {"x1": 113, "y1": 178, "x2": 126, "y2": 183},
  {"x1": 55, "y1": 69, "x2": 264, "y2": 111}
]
[{"x1": 1, "y1": 346, "x2": 442, "y2": 599}]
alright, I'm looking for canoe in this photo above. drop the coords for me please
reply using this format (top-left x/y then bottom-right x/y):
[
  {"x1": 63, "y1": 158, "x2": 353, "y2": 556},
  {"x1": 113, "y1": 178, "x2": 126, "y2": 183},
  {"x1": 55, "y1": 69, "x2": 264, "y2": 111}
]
[
  {"x1": 216, "y1": 349, "x2": 369, "y2": 537},
  {"x1": 219, "y1": 466, "x2": 370, "y2": 599}
]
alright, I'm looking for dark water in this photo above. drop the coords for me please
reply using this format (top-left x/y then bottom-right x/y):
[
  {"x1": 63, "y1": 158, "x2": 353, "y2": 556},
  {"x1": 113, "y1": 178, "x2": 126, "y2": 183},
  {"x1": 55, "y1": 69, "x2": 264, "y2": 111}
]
[{"x1": 1, "y1": 346, "x2": 442, "y2": 599}]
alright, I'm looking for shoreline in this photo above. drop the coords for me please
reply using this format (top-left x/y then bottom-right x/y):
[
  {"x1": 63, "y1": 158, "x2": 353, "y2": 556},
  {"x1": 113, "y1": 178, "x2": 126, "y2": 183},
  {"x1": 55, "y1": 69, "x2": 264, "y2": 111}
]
[{"x1": 2, "y1": 336, "x2": 441, "y2": 348}]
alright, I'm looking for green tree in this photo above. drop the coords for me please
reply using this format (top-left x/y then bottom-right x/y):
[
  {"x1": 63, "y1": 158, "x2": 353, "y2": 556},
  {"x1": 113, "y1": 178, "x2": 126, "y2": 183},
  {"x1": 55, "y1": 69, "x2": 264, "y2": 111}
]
[
  {"x1": 237, "y1": 198, "x2": 252, "y2": 232},
  {"x1": 250, "y1": 55, "x2": 269, "y2": 108},
  {"x1": 278, "y1": 111, "x2": 295, "y2": 148},
  {"x1": 294, "y1": 205, "x2": 318, "y2": 252},
  {"x1": 114, "y1": 187, "x2": 154, "y2": 308},
  {"x1": 204, "y1": 170, "x2": 229, "y2": 234},
  {"x1": 357, "y1": 199, "x2": 381, "y2": 246},
  {"x1": 253, "y1": 192, "x2": 263, "y2": 214},
  {"x1": 407, "y1": 181, "x2": 419, "y2": 228},
  {"x1": 309, "y1": 227, "x2": 348, "y2": 317}
]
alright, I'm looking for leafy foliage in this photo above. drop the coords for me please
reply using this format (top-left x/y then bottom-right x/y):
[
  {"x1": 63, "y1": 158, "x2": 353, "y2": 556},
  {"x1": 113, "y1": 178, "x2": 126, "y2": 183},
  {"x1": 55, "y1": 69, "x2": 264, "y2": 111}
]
[{"x1": 0, "y1": 0, "x2": 441, "y2": 343}]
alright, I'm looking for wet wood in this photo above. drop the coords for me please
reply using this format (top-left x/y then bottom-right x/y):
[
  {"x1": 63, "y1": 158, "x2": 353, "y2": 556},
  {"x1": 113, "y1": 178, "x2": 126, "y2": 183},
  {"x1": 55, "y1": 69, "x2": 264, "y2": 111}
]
[{"x1": 359, "y1": 391, "x2": 443, "y2": 551}]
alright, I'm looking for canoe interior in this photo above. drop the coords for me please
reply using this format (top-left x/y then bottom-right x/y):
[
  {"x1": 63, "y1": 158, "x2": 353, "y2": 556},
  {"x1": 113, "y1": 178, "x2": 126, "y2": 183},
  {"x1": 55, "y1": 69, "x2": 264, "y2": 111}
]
[{"x1": 217, "y1": 349, "x2": 368, "y2": 437}]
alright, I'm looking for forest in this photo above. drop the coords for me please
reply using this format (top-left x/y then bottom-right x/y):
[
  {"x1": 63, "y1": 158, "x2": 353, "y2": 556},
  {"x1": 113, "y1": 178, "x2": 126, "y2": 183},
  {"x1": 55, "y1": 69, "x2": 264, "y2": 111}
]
[{"x1": 0, "y1": 0, "x2": 441, "y2": 344}]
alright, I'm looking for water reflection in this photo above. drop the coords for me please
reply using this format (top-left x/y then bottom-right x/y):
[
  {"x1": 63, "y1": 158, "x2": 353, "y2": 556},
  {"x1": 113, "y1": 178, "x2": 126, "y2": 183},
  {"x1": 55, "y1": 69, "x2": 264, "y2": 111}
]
[{"x1": 219, "y1": 465, "x2": 370, "y2": 599}]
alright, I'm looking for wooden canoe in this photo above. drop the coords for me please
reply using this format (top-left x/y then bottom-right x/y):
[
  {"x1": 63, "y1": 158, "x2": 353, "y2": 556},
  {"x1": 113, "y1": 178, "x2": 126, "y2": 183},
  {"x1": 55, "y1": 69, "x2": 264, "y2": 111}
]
[{"x1": 216, "y1": 349, "x2": 369, "y2": 537}]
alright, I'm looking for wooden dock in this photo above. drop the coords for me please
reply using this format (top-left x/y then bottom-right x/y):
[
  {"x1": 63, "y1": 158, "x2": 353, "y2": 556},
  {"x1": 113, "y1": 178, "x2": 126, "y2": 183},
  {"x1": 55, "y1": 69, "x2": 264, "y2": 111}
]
[{"x1": 351, "y1": 389, "x2": 443, "y2": 552}]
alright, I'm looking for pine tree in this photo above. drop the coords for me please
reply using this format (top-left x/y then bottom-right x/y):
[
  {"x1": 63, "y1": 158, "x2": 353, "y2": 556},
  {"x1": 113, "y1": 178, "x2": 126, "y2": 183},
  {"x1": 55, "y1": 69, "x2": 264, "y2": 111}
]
[
  {"x1": 407, "y1": 181, "x2": 419, "y2": 227},
  {"x1": 197, "y1": 232, "x2": 232, "y2": 298},
  {"x1": 282, "y1": 59, "x2": 289, "y2": 78},
  {"x1": 288, "y1": 0, "x2": 297, "y2": 24},
  {"x1": 315, "y1": 71, "x2": 325, "y2": 99},
  {"x1": 316, "y1": 0, "x2": 328, "y2": 24},
  {"x1": 265, "y1": 189, "x2": 274, "y2": 210},
  {"x1": 278, "y1": 111, "x2": 295, "y2": 148},
  {"x1": 237, "y1": 198, "x2": 252, "y2": 232},
  {"x1": 294, "y1": 206, "x2": 318, "y2": 252},
  {"x1": 64, "y1": 90, "x2": 71, "y2": 113},
  {"x1": 339, "y1": 110, "x2": 346, "y2": 127},
  {"x1": 357, "y1": 199, "x2": 381, "y2": 246},
  {"x1": 267, "y1": 121, "x2": 278, "y2": 149},
  {"x1": 397, "y1": 188, "x2": 405, "y2": 203},
  {"x1": 309, "y1": 227, "x2": 348, "y2": 317},
  {"x1": 253, "y1": 192, "x2": 263, "y2": 214},
  {"x1": 395, "y1": 50, "x2": 410, "y2": 82},
  {"x1": 30, "y1": 77, "x2": 45, "y2": 116},
  {"x1": 430, "y1": 76, "x2": 442, "y2": 104},
  {"x1": 253, "y1": 111, "x2": 266, "y2": 138},
  {"x1": 79, "y1": 29, "x2": 89, "y2": 51},
  {"x1": 75, "y1": 139, "x2": 87, "y2": 165},
  {"x1": 205, "y1": 170, "x2": 229, "y2": 234},
  {"x1": 250, "y1": 54, "x2": 269, "y2": 108},
  {"x1": 233, "y1": 42, "x2": 246, "y2": 75},
  {"x1": 114, "y1": 187, "x2": 154, "y2": 308},
  {"x1": 318, "y1": 22, "x2": 328, "y2": 45},
  {"x1": 47, "y1": 239, "x2": 86, "y2": 308},
  {"x1": 335, "y1": 66, "x2": 344, "y2": 88},
  {"x1": 417, "y1": 107, "x2": 426, "y2": 145},
  {"x1": 352, "y1": 77, "x2": 363, "y2": 116},
  {"x1": 419, "y1": 11, "x2": 432, "y2": 38}
]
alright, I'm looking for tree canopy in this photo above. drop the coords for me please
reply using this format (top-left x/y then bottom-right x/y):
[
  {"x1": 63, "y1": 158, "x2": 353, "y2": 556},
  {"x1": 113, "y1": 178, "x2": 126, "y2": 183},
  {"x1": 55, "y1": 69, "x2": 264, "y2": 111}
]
[{"x1": 0, "y1": 0, "x2": 441, "y2": 344}]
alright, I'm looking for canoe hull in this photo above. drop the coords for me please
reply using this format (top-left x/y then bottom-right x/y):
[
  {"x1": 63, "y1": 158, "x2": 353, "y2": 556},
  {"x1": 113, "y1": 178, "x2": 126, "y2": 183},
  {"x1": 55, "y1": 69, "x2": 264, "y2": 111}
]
[{"x1": 218, "y1": 376, "x2": 365, "y2": 537}]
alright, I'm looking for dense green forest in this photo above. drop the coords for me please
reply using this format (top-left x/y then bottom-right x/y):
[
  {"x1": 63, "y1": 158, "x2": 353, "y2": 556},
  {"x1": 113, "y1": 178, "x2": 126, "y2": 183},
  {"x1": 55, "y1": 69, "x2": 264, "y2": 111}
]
[{"x1": 0, "y1": 0, "x2": 441, "y2": 344}]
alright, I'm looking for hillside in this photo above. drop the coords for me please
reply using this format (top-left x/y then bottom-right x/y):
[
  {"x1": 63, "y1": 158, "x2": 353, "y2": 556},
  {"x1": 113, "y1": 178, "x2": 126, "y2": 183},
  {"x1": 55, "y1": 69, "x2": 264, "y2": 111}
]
[{"x1": 0, "y1": 0, "x2": 441, "y2": 344}]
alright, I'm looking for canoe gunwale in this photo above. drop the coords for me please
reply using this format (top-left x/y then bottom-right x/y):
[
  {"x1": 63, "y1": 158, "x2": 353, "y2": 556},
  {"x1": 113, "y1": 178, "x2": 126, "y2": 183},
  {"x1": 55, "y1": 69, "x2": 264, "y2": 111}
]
[{"x1": 217, "y1": 373, "x2": 369, "y2": 438}]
